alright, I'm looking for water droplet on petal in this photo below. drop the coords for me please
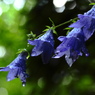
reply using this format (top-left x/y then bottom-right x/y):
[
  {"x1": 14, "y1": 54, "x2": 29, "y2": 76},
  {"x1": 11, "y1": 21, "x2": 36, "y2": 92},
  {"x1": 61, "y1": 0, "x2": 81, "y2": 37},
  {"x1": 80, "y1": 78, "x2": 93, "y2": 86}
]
[
  {"x1": 22, "y1": 83, "x2": 26, "y2": 87},
  {"x1": 85, "y1": 53, "x2": 89, "y2": 56},
  {"x1": 7, "y1": 79, "x2": 10, "y2": 81},
  {"x1": 65, "y1": 55, "x2": 68, "y2": 58}
]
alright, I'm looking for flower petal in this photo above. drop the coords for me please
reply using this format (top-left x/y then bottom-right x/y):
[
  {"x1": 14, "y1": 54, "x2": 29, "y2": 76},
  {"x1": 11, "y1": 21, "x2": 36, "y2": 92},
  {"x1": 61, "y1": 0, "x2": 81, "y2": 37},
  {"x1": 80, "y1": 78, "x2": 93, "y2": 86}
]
[
  {"x1": 41, "y1": 42, "x2": 54, "y2": 64},
  {"x1": 0, "y1": 67, "x2": 10, "y2": 71},
  {"x1": 19, "y1": 71, "x2": 29, "y2": 86},
  {"x1": 58, "y1": 36, "x2": 66, "y2": 42},
  {"x1": 38, "y1": 29, "x2": 54, "y2": 46},
  {"x1": 7, "y1": 69, "x2": 18, "y2": 81},
  {"x1": 31, "y1": 40, "x2": 43, "y2": 56},
  {"x1": 28, "y1": 39, "x2": 40, "y2": 45},
  {"x1": 69, "y1": 15, "x2": 92, "y2": 28}
]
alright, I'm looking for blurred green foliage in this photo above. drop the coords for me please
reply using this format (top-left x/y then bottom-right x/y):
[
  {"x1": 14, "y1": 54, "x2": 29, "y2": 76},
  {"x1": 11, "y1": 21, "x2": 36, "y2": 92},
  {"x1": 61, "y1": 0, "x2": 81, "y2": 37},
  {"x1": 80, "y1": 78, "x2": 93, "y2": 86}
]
[{"x1": 0, "y1": 0, "x2": 95, "y2": 95}]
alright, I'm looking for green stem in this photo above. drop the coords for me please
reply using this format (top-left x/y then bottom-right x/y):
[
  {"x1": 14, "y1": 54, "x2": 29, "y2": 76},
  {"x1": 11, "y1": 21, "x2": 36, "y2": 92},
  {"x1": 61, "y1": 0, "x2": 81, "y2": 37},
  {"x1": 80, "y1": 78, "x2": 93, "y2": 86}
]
[{"x1": 54, "y1": 17, "x2": 77, "y2": 29}]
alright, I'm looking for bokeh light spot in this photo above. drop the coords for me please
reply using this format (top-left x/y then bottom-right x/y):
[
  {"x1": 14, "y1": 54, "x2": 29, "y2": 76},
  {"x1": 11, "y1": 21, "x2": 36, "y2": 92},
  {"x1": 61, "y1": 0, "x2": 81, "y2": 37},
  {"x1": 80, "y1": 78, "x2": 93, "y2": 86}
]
[
  {"x1": 55, "y1": 6, "x2": 65, "y2": 13},
  {"x1": 38, "y1": 77, "x2": 45, "y2": 88},
  {"x1": 0, "y1": 7, "x2": 3, "y2": 16},
  {"x1": 13, "y1": 0, "x2": 26, "y2": 10},
  {"x1": 0, "y1": 87, "x2": 8, "y2": 95},
  {"x1": 3, "y1": 0, "x2": 14, "y2": 5},
  {"x1": 0, "y1": 46, "x2": 6, "y2": 58},
  {"x1": 53, "y1": 0, "x2": 68, "y2": 8}
]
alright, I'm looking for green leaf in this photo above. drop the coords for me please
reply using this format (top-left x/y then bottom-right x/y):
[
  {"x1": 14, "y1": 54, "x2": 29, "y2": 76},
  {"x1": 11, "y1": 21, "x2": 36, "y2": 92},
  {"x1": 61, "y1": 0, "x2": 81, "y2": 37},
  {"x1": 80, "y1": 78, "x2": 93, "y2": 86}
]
[
  {"x1": 16, "y1": 48, "x2": 30, "y2": 59},
  {"x1": 63, "y1": 27, "x2": 73, "y2": 35},
  {"x1": 64, "y1": 27, "x2": 73, "y2": 30},
  {"x1": 53, "y1": 30, "x2": 57, "y2": 35},
  {"x1": 27, "y1": 31, "x2": 36, "y2": 40},
  {"x1": 46, "y1": 26, "x2": 51, "y2": 29},
  {"x1": 49, "y1": 18, "x2": 55, "y2": 26},
  {"x1": 16, "y1": 48, "x2": 25, "y2": 54},
  {"x1": 66, "y1": 30, "x2": 71, "y2": 35},
  {"x1": 89, "y1": 3, "x2": 95, "y2": 5},
  {"x1": 43, "y1": 28, "x2": 49, "y2": 32}
]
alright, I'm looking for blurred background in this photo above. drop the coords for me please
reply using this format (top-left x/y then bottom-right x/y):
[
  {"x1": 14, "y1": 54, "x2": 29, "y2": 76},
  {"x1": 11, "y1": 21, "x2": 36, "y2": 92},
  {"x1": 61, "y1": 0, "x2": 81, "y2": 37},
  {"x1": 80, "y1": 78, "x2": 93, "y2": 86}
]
[{"x1": 0, "y1": 0, "x2": 95, "y2": 95}]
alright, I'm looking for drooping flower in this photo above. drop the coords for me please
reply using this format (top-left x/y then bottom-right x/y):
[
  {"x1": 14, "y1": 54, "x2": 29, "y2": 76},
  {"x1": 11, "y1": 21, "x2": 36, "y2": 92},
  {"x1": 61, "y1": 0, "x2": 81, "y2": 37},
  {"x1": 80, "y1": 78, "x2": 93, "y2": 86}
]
[
  {"x1": 53, "y1": 28, "x2": 89, "y2": 67},
  {"x1": 0, "y1": 51, "x2": 28, "y2": 86},
  {"x1": 28, "y1": 29, "x2": 54, "y2": 64},
  {"x1": 69, "y1": 5, "x2": 95, "y2": 41}
]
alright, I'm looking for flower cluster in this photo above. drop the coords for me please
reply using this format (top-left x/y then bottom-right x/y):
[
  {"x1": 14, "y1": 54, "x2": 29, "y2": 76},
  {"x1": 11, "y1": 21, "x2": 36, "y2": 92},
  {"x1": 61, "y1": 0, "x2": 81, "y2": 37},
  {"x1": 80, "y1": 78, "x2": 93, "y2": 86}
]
[
  {"x1": 53, "y1": 5, "x2": 95, "y2": 66},
  {"x1": 0, "y1": 5, "x2": 95, "y2": 86},
  {"x1": 53, "y1": 28, "x2": 89, "y2": 67},
  {"x1": 28, "y1": 6, "x2": 95, "y2": 67}
]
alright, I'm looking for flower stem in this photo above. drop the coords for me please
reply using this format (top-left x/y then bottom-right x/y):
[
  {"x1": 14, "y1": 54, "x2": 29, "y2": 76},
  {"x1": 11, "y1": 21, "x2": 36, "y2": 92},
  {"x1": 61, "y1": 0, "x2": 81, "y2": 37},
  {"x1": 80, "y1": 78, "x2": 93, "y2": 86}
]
[{"x1": 54, "y1": 17, "x2": 77, "y2": 29}]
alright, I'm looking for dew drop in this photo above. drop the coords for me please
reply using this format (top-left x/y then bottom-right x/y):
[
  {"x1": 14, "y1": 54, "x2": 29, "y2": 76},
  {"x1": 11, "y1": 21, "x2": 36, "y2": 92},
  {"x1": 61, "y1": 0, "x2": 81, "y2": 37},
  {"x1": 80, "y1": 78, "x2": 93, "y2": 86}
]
[
  {"x1": 7, "y1": 79, "x2": 10, "y2": 81},
  {"x1": 22, "y1": 82, "x2": 26, "y2": 87},
  {"x1": 86, "y1": 53, "x2": 89, "y2": 57}
]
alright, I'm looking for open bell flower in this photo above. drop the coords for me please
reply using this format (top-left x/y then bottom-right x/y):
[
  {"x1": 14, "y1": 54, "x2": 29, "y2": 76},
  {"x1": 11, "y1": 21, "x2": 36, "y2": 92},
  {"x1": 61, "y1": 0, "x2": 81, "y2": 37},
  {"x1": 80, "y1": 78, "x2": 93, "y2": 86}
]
[
  {"x1": 0, "y1": 51, "x2": 28, "y2": 86},
  {"x1": 53, "y1": 28, "x2": 89, "y2": 67},
  {"x1": 28, "y1": 29, "x2": 54, "y2": 64},
  {"x1": 69, "y1": 5, "x2": 95, "y2": 41}
]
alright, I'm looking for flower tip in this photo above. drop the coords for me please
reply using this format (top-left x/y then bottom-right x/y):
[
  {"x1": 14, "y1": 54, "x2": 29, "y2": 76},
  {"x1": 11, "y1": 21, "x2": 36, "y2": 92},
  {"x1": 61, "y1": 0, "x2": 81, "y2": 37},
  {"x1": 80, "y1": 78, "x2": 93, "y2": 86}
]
[
  {"x1": 65, "y1": 56, "x2": 74, "y2": 67},
  {"x1": 67, "y1": 62, "x2": 73, "y2": 67},
  {"x1": 85, "y1": 53, "x2": 89, "y2": 57},
  {"x1": 69, "y1": 64, "x2": 72, "y2": 67},
  {"x1": 52, "y1": 55, "x2": 60, "y2": 58},
  {"x1": 31, "y1": 52, "x2": 36, "y2": 56},
  {"x1": 7, "y1": 79, "x2": 11, "y2": 81},
  {"x1": 22, "y1": 83, "x2": 26, "y2": 87}
]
